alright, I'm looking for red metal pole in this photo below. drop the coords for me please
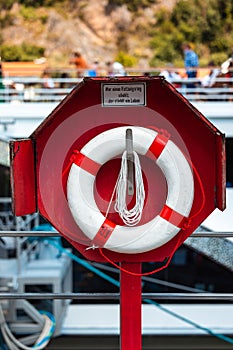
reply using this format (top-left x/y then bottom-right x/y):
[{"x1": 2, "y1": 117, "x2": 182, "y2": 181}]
[{"x1": 120, "y1": 262, "x2": 142, "y2": 350}]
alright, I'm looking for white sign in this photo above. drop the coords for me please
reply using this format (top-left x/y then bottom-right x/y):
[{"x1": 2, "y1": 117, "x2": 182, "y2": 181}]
[{"x1": 102, "y1": 83, "x2": 146, "y2": 106}]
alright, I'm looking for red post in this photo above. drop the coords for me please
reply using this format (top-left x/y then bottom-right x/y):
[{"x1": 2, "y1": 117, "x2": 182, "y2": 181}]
[{"x1": 120, "y1": 262, "x2": 142, "y2": 350}]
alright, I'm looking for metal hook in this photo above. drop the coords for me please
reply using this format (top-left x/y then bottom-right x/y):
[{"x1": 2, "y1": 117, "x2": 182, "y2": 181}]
[{"x1": 126, "y1": 128, "x2": 134, "y2": 195}]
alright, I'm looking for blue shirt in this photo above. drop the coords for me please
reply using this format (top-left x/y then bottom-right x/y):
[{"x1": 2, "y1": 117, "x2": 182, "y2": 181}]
[
  {"x1": 184, "y1": 49, "x2": 199, "y2": 68},
  {"x1": 184, "y1": 49, "x2": 199, "y2": 78}
]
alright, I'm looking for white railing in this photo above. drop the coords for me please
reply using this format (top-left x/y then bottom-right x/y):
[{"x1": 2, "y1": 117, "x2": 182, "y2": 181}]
[{"x1": 1, "y1": 76, "x2": 233, "y2": 103}]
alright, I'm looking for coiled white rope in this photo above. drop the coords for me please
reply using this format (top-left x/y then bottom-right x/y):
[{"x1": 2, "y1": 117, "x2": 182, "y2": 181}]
[{"x1": 114, "y1": 150, "x2": 145, "y2": 226}]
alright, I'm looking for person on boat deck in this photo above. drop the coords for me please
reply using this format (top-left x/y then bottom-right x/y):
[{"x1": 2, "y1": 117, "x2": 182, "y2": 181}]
[
  {"x1": 41, "y1": 70, "x2": 55, "y2": 89},
  {"x1": 106, "y1": 61, "x2": 126, "y2": 76},
  {"x1": 159, "y1": 65, "x2": 182, "y2": 88},
  {"x1": 69, "y1": 51, "x2": 89, "y2": 77},
  {"x1": 221, "y1": 47, "x2": 233, "y2": 77},
  {"x1": 201, "y1": 62, "x2": 220, "y2": 88},
  {"x1": 182, "y1": 43, "x2": 199, "y2": 88}
]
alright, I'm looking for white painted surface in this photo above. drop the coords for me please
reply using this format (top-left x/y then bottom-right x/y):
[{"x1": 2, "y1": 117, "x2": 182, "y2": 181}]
[
  {"x1": 203, "y1": 188, "x2": 233, "y2": 233},
  {"x1": 62, "y1": 303, "x2": 233, "y2": 335},
  {"x1": 1, "y1": 102, "x2": 233, "y2": 137}
]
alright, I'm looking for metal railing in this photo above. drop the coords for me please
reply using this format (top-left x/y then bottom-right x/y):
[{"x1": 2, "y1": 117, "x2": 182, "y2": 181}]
[
  {"x1": 1, "y1": 76, "x2": 233, "y2": 103},
  {"x1": 0, "y1": 229, "x2": 232, "y2": 301}
]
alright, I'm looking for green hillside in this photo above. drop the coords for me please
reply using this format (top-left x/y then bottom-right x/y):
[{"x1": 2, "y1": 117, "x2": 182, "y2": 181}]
[{"x1": 0, "y1": 0, "x2": 233, "y2": 67}]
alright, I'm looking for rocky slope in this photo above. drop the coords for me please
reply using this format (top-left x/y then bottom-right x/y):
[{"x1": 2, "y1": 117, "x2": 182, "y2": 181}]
[{"x1": 1, "y1": 0, "x2": 177, "y2": 68}]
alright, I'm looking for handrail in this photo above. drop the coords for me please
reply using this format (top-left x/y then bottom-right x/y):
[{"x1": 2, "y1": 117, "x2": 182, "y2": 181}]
[
  {"x1": 0, "y1": 292, "x2": 232, "y2": 300},
  {"x1": 0, "y1": 231, "x2": 232, "y2": 237},
  {"x1": 1, "y1": 77, "x2": 233, "y2": 103},
  {"x1": 0, "y1": 229, "x2": 232, "y2": 302}
]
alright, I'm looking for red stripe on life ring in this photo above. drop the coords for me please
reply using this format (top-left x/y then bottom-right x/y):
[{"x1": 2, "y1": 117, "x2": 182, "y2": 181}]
[
  {"x1": 71, "y1": 150, "x2": 101, "y2": 176},
  {"x1": 160, "y1": 204, "x2": 187, "y2": 228},
  {"x1": 91, "y1": 218, "x2": 116, "y2": 247},
  {"x1": 146, "y1": 133, "x2": 169, "y2": 159}
]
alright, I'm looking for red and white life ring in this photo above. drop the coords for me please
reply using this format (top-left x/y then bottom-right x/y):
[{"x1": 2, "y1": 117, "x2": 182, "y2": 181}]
[{"x1": 67, "y1": 126, "x2": 194, "y2": 254}]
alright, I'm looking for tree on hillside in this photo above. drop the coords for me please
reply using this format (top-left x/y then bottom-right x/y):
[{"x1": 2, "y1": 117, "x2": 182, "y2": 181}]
[
  {"x1": 150, "y1": 0, "x2": 233, "y2": 66},
  {"x1": 1, "y1": 0, "x2": 233, "y2": 66}
]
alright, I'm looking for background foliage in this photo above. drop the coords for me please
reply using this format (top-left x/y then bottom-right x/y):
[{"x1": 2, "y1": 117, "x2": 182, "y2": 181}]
[
  {"x1": 0, "y1": 0, "x2": 233, "y2": 66},
  {"x1": 1, "y1": 43, "x2": 45, "y2": 61},
  {"x1": 149, "y1": 0, "x2": 233, "y2": 66}
]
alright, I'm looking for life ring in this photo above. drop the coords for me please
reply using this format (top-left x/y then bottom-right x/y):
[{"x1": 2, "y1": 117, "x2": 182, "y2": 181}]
[{"x1": 67, "y1": 126, "x2": 194, "y2": 254}]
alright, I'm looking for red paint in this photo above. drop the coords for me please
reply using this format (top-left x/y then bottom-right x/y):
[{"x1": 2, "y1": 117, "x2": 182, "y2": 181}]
[
  {"x1": 10, "y1": 139, "x2": 36, "y2": 215},
  {"x1": 10, "y1": 76, "x2": 226, "y2": 350},
  {"x1": 10, "y1": 76, "x2": 226, "y2": 263},
  {"x1": 120, "y1": 262, "x2": 142, "y2": 350},
  {"x1": 91, "y1": 218, "x2": 116, "y2": 247},
  {"x1": 71, "y1": 150, "x2": 101, "y2": 176},
  {"x1": 146, "y1": 133, "x2": 169, "y2": 159},
  {"x1": 215, "y1": 132, "x2": 226, "y2": 210},
  {"x1": 160, "y1": 204, "x2": 187, "y2": 228}
]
